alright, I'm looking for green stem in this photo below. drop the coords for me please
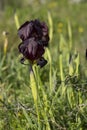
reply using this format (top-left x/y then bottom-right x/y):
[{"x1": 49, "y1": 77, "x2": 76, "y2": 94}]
[{"x1": 30, "y1": 65, "x2": 41, "y2": 130}]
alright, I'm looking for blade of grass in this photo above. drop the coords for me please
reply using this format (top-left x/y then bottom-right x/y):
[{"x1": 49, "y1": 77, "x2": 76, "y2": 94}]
[
  {"x1": 14, "y1": 12, "x2": 20, "y2": 29},
  {"x1": 68, "y1": 20, "x2": 72, "y2": 52},
  {"x1": 48, "y1": 12, "x2": 53, "y2": 43},
  {"x1": 46, "y1": 48, "x2": 52, "y2": 93}
]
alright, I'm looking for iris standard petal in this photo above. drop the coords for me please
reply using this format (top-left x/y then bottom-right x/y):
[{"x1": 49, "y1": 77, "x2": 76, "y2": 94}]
[{"x1": 18, "y1": 21, "x2": 33, "y2": 41}]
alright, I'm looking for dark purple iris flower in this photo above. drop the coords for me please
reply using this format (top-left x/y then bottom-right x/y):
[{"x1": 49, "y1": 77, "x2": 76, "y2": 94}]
[{"x1": 18, "y1": 19, "x2": 49, "y2": 67}]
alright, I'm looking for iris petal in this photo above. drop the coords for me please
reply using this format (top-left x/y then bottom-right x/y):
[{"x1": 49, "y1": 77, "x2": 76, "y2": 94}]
[{"x1": 18, "y1": 21, "x2": 33, "y2": 41}]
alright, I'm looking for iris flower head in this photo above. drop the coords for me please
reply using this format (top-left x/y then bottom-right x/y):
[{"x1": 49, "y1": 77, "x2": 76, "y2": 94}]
[{"x1": 18, "y1": 19, "x2": 49, "y2": 68}]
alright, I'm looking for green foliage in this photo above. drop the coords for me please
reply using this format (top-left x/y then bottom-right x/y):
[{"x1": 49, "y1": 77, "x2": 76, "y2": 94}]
[{"x1": 0, "y1": 0, "x2": 87, "y2": 130}]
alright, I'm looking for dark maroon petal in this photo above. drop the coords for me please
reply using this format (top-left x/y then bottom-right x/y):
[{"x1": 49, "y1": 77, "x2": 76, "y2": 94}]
[
  {"x1": 18, "y1": 42, "x2": 25, "y2": 53},
  {"x1": 33, "y1": 20, "x2": 42, "y2": 35},
  {"x1": 37, "y1": 57, "x2": 47, "y2": 68},
  {"x1": 18, "y1": 38, "x2": 45, "y2": 61},
  {"x1": 18, "y1": 21, "x2": 33, "y2": 41},
  {"x1": 35, "y1": 44, "x2": 45, "y2": 59},
  {"x1": 18, "y1": 40, "x2": 29, "y2": 57},
  {"x1": 27, "y1": 38, "x2": 38, "y2": 58},
  {"x1": 42, "y1": 35, "x2": 49, "y2": 47},
  {"x1": 27, "y1": 38, "x2": 44, "y2": 60},
  {"x1": 41, "y1": 22, "x2": 48, "y2": 36}
]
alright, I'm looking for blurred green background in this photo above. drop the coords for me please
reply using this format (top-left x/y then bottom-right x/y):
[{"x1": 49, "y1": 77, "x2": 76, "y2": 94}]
[{"x1": 0, "y1": 0, "x2": 87, "y2": 129}]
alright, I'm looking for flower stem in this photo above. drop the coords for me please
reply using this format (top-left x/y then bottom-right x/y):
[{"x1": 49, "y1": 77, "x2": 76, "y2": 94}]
[{"x1": 29, "y1": 65, "x2": 41, "y2": 130}]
